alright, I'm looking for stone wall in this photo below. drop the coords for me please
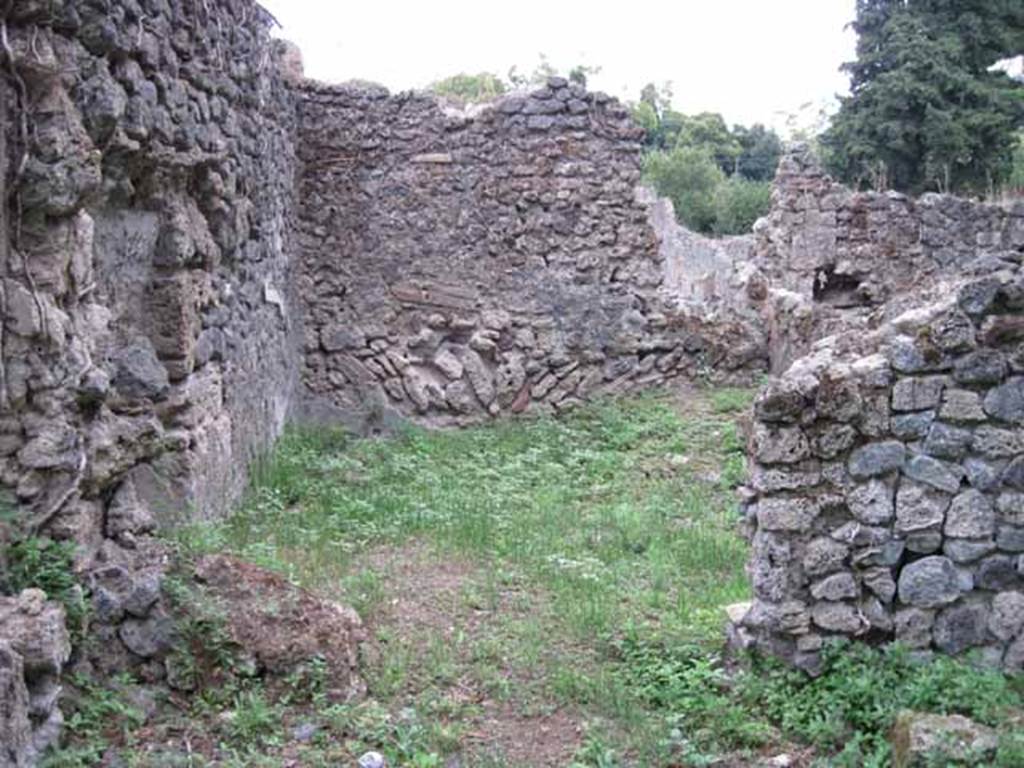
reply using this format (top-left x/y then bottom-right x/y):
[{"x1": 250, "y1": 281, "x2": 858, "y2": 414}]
[
  {"x1": 754, "y1": 146, "x2": 1024, "y2": 373},
  {"x1": 2, "y1": 0, "x2": 298, "y2": 541},
  {"x1": 0, "y1": 590, "x2": 70, "y2": 765},
  {"x1": 295, "y1": 81, "x2": 767, "y2": 429},
  {"x1": 0, "y1": 1, "x2": 298, "y2": 754},
  {"x1": 641, "y1": 188, "x2": 757, "y2": 313},
  {"x1": 737, "y1": 266, "x2": 1024, "y2": 673},
  {"x1": 3, "y1": 7, "x2": 1022, "y2": 752}
]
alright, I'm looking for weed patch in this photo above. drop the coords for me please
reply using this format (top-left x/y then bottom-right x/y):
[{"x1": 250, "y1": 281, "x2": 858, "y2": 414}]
[{"x1": 2, "y1": 536, "x2": 89, "y2": 643}]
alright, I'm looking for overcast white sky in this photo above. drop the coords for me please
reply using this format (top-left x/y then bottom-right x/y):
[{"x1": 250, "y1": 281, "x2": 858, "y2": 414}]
[{"x1": 259, "y1": 0, "x2": 858, "y2": 134}]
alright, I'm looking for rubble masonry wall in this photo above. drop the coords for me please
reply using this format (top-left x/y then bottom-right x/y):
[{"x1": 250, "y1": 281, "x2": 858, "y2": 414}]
[{"x1": 740, "y1": 267, "x2": 1024, "y2": 673}]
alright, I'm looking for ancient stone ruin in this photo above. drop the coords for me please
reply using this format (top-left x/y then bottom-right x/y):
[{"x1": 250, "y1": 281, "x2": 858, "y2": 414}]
[
  {"x1": 295, "y1": 81, "x2": 764, "y2": 429},
  {"x1": 0, "y1": 0, "x2": 1021, "y2": 763},
  {"x1": 733, "y1": 154, "x2": 1024, "y2": 675}
]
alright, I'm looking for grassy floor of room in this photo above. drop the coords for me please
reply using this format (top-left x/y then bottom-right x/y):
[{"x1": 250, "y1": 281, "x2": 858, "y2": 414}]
[{"x1": 41, "y1": 388, "x2": 1024, "y2": 767}]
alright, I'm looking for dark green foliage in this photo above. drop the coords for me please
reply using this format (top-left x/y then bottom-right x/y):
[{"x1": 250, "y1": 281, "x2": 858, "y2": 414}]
[
  {"x1": 634, "y1": 83, "x2": 686, "y2": 150},
  {"x1": 642, "y1": 146, "x2": 772, "y2": 236},
  {"x1": 823, "y1": 0, "x2": 1024, "y2": 194},
  {"x1": 633, "y1": 83, "x2": 782, "y2": 180},
  {"x1": 733, "y1": 123, "x2": 785, "y2": 181},
  {"x1": 713, "y1": 177, "x2": 772, "y2": 236},
  {"x1": 616, "y1": 635, "x2": 1024, "y2": 766},
  {"x1": 634, "y1": 83, "x2": 779, "y2": 234},
  {"x1": 2, "y1": 536, "x2": 88, "y2": 643},
  {"x1": 676, "y1": 113, "x2": 743, "y2": 173},
  {"x1": 741, "y1": 642, "x2": 1024, "y2": 765},
  {"x1": 642, "y1": 146, "x2": 725, "y2": 233}
]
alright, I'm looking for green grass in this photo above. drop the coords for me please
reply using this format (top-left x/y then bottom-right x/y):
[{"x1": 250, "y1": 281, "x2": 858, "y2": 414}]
[
  {"x1": 617, "y1": 634, "x2": 1024, "y2": 767},
  {"x1": 707, "y1": 386, "x2": 756, "y2": 415},
  {"x1": 43, "y1": 390, "x2": 1024, "y2": 767},
  {"x1": 203, "y1": 391, "x2": 751, "y2": 645}
]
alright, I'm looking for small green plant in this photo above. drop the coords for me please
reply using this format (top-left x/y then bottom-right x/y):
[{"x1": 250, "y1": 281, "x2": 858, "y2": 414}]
[
  {"x1": 224, "y1": 689, "x2": 280, "y2": 748},
  {"x1": 739, "y1": 641, "x2": 1024, "y2": 765},
  {"x1": 570, "y1": 730, "x2": 622, "y2": 768},
  {"x1": 3, "y1": 536, "x2": 89, "y2": 643},
  {"x1": 997, "y1": 727, "x2": 1024, "y2": 767},
  {"x1": 282, "y1": 655, "x2": 329, "y2": 705},
  {"x1": 41, "y1": 674, "x2": 146, "y2": 768}
]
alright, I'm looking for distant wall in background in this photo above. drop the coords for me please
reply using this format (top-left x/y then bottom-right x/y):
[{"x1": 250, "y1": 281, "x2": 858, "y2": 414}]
[{"x1": 295, "y1": 81, "x2": 767, "y2": 430}]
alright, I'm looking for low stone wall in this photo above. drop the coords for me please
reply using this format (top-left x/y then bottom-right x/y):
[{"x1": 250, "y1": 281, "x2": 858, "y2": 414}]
[
  {"x1": 738, "y1": 265, "x2": 1024, "y2": 673},
  {"x1": 758, "y1": 146, "x2": 1024, "y2": 301},
  {"x1": 295, "y1": 81, "x2": 767, "y2": 429},
  {"x1": 641, "y1": 188, "x2": 757, "y2": 312}
]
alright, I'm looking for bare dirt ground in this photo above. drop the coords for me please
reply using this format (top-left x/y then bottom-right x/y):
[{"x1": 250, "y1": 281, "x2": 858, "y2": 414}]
[{"x1": 352, "y1": 543, "x2": 584, "y2": 767}]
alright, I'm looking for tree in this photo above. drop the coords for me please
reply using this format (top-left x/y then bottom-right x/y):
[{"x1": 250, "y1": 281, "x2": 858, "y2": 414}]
[
  {"x1": 823, "y1": 0, "x2": 1024, "y2": 194},
  {"x1": 633, "y1": 83, "x2": 682, "y2": 148},
  {"x1": 633, "y1": 85, "x2": 779, "y2": 233},
  {"x1": 430, "y1": 73, "x2": 506, "y2": 103},
  {"x1": 642, "y1": 146, "x2": 725, "y2": 233},
  {"x1": 675, "y1": 113, "x2": 743, "y2": 174},
  {"x1": 733, "y1": 123, "x2": 783, "y2": 181},
  {"x1": 713, "y1": 177, "x2": 772, "y2": 235},
  {"x1": 640, "y1": 82, "x2": 674, "y2": 115},
  {"x1": 632, "y1": 101, "x2": 661, "y2": 142}
]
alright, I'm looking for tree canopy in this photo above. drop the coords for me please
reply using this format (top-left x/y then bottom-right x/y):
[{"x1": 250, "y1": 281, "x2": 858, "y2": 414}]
[
  {"x1": 822, "y1": 0, "x2": 1024, "y2": 194},
  {"x1": 632, "y1": 84, "x2": 782, "y2": 183},
  {"x1": 634, "y1": 84, "x2": 781, "y2": 235}
]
